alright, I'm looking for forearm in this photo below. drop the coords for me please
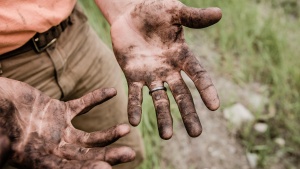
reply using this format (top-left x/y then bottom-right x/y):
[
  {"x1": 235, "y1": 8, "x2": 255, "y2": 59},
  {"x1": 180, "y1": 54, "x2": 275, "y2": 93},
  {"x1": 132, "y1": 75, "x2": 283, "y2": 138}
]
[{"x1": 94, "y1": 0, "x2": 141, "y2": 25}]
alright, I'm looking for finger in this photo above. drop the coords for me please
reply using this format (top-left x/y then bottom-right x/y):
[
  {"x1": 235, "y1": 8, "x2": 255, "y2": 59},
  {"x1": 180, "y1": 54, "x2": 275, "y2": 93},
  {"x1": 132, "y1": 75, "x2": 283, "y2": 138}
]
[
  {"x1": 26, "y1": 153, "x2": 112, "y2": 169},
  {"x1": 167, "y1": 75, "x2": 202, "y2": 137},
  {"x1": 67, "y1": 88, "x2": 117, "y2": 118},
  {"x1": 127, "y1": 82, "x2": 143, "y2": 126},
  {"x1": 58, "y1": 143, "x2": 135, "y2": 166},
  {"x1": 65, "y1": 124, "x2": 130, "y2": 147},
  {"x1": 179, "y1": 6, "x2": 222, "y2": 28},
  {"x1": 149, "y1": 85, "x2": 173, "y2": 139},
  {"x1": 183, "y1": 55, "x2": 220, "y2": 111},
  {"x1": 0, "y1": 129, "x2": 10, "y2": 168}
]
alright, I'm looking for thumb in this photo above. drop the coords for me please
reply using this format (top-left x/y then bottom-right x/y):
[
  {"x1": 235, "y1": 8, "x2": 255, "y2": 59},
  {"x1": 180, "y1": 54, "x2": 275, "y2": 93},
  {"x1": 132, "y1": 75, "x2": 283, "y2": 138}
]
[{"x1": 180, "y1": 6, "x2": 222, "y2": 28}]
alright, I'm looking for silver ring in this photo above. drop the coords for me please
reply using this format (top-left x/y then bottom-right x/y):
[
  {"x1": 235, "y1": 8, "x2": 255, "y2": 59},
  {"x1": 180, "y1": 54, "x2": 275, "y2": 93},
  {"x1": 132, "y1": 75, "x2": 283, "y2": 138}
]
[{"x1": 149, "y1": 86, "x2": 167, "y2": 95}]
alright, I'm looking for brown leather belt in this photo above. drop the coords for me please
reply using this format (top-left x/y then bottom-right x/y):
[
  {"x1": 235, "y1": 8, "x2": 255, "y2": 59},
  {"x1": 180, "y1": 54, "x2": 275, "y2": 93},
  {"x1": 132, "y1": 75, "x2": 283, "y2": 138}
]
[{"x1": 0, "y1": 16, "x2": 72, "y2": 60}]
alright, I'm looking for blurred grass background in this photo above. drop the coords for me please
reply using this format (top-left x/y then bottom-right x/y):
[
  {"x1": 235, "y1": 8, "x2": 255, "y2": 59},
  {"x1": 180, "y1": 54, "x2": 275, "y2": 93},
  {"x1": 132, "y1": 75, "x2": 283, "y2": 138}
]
[{"x1": 79, "y1": 0, "x2": 300, "y2": 168}]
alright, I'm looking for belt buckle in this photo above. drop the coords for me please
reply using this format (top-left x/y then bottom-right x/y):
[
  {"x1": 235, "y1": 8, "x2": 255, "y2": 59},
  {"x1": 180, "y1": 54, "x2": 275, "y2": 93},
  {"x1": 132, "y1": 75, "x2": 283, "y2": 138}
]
[{"x1": 31, "y1": 37, "x2": 57, "y2": 53}]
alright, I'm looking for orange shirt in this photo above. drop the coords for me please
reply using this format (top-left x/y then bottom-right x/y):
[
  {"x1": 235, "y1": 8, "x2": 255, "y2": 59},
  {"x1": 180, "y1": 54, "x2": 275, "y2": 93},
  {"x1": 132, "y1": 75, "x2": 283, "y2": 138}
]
[{"x1": 0, "y1": 0, "x2": 77, "y2": 54}]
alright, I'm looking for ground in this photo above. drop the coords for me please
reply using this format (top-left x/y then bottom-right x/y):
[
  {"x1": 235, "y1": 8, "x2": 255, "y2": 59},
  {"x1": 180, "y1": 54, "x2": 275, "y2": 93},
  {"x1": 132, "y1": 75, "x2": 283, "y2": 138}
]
[{"x1": 161, "y1": 106, "x2": 251, "y2": 169}]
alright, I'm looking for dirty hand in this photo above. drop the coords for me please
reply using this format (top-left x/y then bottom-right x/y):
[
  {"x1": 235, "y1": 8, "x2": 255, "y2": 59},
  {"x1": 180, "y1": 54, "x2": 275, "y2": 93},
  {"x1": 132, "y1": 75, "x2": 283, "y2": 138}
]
[
  {"x1": 110, "y1": 0, "x2": 222, "y2": 139},
  {"x1": 0, "y1": 77, "x2": 135, "y2": 169}
]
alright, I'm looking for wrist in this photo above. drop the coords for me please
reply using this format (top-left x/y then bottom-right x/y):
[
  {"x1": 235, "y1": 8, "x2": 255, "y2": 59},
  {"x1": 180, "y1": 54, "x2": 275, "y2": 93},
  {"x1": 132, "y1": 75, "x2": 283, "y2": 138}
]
[{"x1": 94, "y1": 0, "x2": 143, "y2": 25}]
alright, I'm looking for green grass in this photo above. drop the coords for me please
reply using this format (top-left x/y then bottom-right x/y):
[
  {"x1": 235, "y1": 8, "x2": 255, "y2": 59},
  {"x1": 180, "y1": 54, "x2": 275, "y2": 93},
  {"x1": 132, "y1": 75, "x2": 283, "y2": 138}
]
[
  {"x1": 78, "y1": 0, "x2": 111, "y2": 46},
  {"x1": 79, "y1": 0, "x2": 300, "y2": 168},
  {"x1": 184, "y1": 0, "x2": 300, "y2": 168}
]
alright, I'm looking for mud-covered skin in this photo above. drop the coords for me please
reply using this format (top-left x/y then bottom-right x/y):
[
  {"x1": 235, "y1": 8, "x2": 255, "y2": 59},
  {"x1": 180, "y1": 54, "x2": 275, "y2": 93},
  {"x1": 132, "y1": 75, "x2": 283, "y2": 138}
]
[
  {"x1": 110, "y1": 0, "x2": 222, "y2": 139},
  {"x1": 0, "y1": 128, "x2": 11, "y2": 168},
  {"x1": 0, "y1": 77, "x2": 135, "y2": 169}
]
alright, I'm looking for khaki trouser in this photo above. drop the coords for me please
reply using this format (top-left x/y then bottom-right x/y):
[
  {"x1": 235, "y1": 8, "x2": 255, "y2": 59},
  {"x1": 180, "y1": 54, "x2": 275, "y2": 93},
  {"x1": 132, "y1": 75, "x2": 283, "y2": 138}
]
[{"x1": 0, "y1": 5, "x2": 144, "y2": 169}]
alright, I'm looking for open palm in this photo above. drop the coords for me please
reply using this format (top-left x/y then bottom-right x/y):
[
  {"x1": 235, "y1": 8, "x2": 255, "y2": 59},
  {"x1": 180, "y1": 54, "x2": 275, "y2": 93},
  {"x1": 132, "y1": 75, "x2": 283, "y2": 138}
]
[
  {"x1": 0, "y1": 77, "x2": 135, "y2": 169},
  {"x1": 111, "y1": 0, "x2": 222, "y2": 139}
]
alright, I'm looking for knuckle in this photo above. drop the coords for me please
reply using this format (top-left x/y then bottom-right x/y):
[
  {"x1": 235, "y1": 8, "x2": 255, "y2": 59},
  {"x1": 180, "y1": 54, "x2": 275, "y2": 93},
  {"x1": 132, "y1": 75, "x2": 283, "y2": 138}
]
[
  {"x1": 155, "y1": 99, "x2": 169, "y2": 106},
  {"x1": 200, "y1": 84, "x2": 214, "y2": 92},
  {"x1": 192, "y1": 70, "x2": 208, "y2": 82},
  {"x1": 175, "y1": 93, "x2": 190, "y2": 102}
]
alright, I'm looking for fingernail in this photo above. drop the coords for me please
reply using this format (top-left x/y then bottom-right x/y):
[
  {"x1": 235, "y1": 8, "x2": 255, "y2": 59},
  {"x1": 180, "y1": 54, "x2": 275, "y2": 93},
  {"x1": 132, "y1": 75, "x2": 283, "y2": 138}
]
[
  {"x1": 209, "y1": 7, "x2": 222, "y2": 20},
  {"x1": 105, "y1": 88, "x2": 117, "y2": 96},
  {"x1": 160, "y1": 129, "x2": 173, "y2": 140},
  {"x1": 118, "y1": 124, "x2": 131, "y2": 136}
]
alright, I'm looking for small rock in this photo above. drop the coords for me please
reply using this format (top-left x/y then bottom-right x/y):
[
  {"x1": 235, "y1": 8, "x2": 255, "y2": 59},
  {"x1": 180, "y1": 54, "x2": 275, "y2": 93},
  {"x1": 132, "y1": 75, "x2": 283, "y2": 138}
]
[
  {"x1": 267, "y1": 104, "x2": 276, "y2": 119},
  {"x1": 246, "y1": 92, "x2": 268, "y2": 111},
  {"x1": 246, "y1": 153, "x2": 258, "y2": 169},
  {"x1": 223, "y1": 103, "x2": 255, "y2": 129},
  {"x1": 254, "y1": 123, "x2": 268, "y2": 133},
  {"x1": 274, "y1": 137, "x2": 285, "y2": 147}
]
